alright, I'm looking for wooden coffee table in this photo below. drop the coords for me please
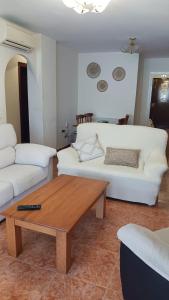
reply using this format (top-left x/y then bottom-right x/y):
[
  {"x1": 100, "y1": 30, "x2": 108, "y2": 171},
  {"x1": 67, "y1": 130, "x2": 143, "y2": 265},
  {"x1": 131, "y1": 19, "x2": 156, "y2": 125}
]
[{"x1": 1, "y1": 175, "x2": 108, "y2": 273}]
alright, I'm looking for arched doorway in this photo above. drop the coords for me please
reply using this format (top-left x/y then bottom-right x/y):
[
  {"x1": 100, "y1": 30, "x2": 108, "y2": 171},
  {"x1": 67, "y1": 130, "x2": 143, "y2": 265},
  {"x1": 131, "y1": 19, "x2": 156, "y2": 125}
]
[{"x1": 5, "y1": 54, "x2": 30, "y2": 143}]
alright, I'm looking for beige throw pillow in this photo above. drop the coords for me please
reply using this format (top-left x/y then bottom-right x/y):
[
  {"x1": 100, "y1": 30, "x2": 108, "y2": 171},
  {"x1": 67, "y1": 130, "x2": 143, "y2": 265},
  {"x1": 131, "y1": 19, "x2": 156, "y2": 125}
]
[
  {"x1": 72, "y1": 134, "x2": 104, "y2": 162},
  {"x1": 104, "y1": 147, "x2": 140, "y2": 168}
]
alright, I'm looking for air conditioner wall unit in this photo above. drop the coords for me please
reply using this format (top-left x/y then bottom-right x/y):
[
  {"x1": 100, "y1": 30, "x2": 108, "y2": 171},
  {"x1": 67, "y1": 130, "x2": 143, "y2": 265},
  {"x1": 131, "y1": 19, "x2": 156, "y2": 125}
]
[{"x1": 0, "y1": 18, "x2": 35, "y2": 52}]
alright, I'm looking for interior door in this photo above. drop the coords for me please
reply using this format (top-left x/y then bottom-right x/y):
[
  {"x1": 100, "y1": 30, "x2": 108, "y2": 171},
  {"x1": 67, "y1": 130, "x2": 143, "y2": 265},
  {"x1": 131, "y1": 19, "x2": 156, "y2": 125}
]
[
  {"x1": 18, "y1": 62, "x2": 30, "y2": 143},
  {"x1": 150, "y1": 78, "x2": 169, "y2": 129}
]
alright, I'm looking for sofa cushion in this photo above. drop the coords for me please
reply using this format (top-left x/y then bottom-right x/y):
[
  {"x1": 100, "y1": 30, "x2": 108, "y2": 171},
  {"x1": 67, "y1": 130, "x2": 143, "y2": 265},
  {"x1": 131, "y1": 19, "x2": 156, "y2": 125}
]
[
  {"x1": 0, "y1": 181, "x2": 14, "y2": 207},
  {"x1": 104, "y1": 147, "x2": 140, "y2": 168},
  {"x1": 0, "y1": 164, "x2": 48, "y2": 196},
  {"x1": 0, "y1": 147, "x2": 15, "y2": 169},
  {"x1": 59, "y1": 154, "x2": 145, "y2": 177},
  {"x1": 0, "y1": 124, "x2": 17, "y2": 149},
  {"x1": 72, "y1": 134, "x2": 104, "y2": 162}
]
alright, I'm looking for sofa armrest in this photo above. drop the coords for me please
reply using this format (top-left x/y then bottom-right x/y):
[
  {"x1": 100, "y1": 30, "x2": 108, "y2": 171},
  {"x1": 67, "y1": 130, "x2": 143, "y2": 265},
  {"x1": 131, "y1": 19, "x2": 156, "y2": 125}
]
[
  {"x1": 57, "y1": 147, "x2": 79, "y2": 166},
  {"x1": 144, "y1": 150, "x2": 168, "y2": 180},
  {"x1": 117, "y1": 224, "x2": 169, "y2": 281},
  {"x1": 15, "y1": 144, "x2": 56, "y2": 168}
]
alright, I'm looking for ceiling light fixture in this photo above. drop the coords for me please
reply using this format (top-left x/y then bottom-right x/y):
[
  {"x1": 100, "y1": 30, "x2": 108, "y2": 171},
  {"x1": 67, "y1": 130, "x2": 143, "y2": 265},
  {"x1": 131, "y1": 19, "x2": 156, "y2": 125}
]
[
  {"x1": 62, "y1": 0, "x2": 111, "y2": 14},
  {"x1": 121, "y1": 37, "x2": 139, "y2": 54}
]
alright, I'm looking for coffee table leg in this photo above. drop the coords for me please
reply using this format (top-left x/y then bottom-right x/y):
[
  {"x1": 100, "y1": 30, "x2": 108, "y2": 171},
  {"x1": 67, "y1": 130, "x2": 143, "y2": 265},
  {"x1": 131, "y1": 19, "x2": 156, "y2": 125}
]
[
  {"x1": 6, "y1": 217, "x2": 22, "y2": 257},
  {"x1": 96, "y1": 192, "x2": 106, "y2": 219},
  {"x1": 56, "y1": 231, "x2": 72, "y2": 273}
]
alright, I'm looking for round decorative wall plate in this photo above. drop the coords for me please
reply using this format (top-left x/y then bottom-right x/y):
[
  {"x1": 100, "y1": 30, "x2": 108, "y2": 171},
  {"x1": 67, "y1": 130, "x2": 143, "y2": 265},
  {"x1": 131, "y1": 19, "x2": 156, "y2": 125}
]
[
  {"x1": 112, "y1": 67, "x2": 126, "y2": 81},
  {"x1": 97, "y1": 80, "x2": 108, "y2": 92},
  {"x1": 87, "y1": 62, "x2": 101, "y2": 78}
]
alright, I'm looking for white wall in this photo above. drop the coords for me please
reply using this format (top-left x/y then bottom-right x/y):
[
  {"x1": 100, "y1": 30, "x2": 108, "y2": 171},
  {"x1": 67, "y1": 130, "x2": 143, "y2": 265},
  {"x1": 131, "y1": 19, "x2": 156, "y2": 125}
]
[
  {"x1": 40, "y1": 35, "x2": 57, "y2": 148},
  {"x1": 0, "y1": 33, "x2": 57, "y2": 148},
  {"x1": 135, "y1": 57, "x2": 169, "y2": 125},
  {"x1": 134, "y1": 55, "x2": 144, "y2": 125},
  {"x1": 78, "y1": 52, "x2": 139, "y2": 123},
  {"x1": 56, "y1": 44, "x2": 78, "y2": 149},
  {"x1": 5, "y1": 55, "x2": 27, "y2": 143}
]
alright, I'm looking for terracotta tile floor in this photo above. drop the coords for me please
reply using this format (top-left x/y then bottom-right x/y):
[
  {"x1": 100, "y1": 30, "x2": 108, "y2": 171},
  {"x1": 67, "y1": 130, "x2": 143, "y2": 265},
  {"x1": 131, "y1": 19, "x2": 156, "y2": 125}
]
[{"x1": 0, "y1": 169, "x2": 169, "y2": 299}]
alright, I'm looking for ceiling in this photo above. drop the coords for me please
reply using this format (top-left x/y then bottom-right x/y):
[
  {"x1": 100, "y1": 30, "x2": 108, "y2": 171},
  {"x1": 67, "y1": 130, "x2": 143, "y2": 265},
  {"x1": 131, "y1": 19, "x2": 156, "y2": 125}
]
[{"x1": 0, "y1": 0, "x2": 169, "y2": 57}]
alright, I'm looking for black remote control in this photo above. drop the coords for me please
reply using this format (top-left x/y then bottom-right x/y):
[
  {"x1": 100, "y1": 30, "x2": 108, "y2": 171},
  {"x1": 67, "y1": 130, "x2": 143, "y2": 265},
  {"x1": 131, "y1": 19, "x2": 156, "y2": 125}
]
[{"x1": 17, "y1": 205, "x2": 41, "y2": 211}]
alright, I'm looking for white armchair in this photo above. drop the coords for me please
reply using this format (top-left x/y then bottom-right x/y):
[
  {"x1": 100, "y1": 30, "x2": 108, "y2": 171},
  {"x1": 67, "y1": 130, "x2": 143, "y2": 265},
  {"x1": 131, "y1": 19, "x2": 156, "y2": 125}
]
[
  {"x1": 117, "y1": 224, "x2": 169, "y2": 300},
  {"x1": 0, "y1": 123, "x2": 56, "y2": 221},
  {"x1": 58, "y1": 123, "x2": 168, "y2": 205}
]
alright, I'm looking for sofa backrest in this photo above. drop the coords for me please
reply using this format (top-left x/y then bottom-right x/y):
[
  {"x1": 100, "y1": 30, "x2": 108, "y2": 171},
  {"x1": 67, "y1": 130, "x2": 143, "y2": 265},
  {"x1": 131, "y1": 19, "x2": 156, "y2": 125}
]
[
  {"x1": 0, "y1": 124, "x2": 17, "y2": 168},
  {"x1": 76, "y1": 123, "x2": 168, "y2": 160}
]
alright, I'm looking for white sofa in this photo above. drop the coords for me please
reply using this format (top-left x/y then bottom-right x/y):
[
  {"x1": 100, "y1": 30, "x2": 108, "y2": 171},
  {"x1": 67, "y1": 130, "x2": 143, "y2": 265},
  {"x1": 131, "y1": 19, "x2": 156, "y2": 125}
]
[
  {"x1": 117, "y1": 224, "x2": 169, "y2": 299},
  {"x1": 58, "y1": 123, "x2": 168, "y2": 205},
  {"x1": 0, "y1": 124, "x2": 56, "y2": 221}
]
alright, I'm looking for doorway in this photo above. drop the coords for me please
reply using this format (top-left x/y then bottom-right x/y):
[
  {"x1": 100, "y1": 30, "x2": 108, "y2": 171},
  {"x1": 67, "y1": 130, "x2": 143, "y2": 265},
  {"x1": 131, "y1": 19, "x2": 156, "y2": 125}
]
[
  {"x1": 18, "y1": 62, "x2": 30, "y2": 143},
  {"x1": 149, "y1": 77, "x2": 169, "y2": 129},
  {"x1": 5, "y1": 55, "x2": 30, "y2": 143}
]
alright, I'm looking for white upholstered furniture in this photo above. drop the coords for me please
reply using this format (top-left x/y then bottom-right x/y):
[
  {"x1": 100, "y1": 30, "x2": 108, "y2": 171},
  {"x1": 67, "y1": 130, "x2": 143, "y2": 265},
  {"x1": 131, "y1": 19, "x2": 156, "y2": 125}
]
[
  {"x1": 0, "y1": 124, "x2": 56, "y2": 221},
  {"x1": 117, "y1": 224, "x2": 169, "y2": 300},
  {"x1": 58, "y1": 123, "x2": 168, "y2": 205}
]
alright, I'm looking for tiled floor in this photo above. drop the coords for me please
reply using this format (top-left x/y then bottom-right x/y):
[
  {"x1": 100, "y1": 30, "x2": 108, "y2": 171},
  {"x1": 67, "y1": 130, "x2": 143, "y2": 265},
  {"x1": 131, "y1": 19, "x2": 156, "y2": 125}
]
[{"x1": 0, "y1": 169, "x2": 169, "y2": 299}]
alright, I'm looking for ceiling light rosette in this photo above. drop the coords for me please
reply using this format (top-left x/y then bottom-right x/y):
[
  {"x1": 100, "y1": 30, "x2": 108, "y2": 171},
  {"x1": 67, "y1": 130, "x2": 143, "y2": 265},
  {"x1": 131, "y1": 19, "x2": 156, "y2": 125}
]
[{"x1": 62, "y1": 0, "x2": 111, "y2": 14}]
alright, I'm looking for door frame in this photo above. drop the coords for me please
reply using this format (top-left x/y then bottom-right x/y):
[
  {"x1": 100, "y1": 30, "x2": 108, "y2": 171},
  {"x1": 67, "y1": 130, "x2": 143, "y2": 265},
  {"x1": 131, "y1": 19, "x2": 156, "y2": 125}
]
[{"x1": 147, "y1": 72, "x2": 169, "y2": 124}]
